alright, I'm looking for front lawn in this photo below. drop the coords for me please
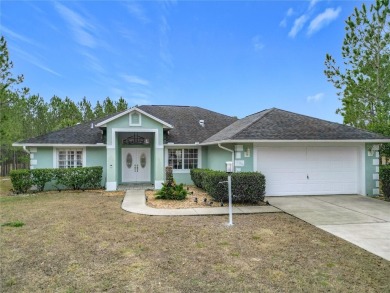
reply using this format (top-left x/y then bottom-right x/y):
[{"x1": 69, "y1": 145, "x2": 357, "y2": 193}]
[{"x1": 1, "y1": 191, "x2": 389, "y2": 292}]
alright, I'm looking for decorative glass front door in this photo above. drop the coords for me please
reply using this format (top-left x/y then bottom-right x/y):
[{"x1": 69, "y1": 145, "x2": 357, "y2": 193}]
[{"x1": 122, "y1": 148, "x2": 151, "y2": 182}]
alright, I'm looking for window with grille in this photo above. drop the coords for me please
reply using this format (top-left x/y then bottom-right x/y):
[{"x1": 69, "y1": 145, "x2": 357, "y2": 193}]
[
  {"x1": 168, "y1": 148, "x2": 198, "y2": 170},
  {"x1": 58, "y1": 149, "x2": 83, "y2": 168}
]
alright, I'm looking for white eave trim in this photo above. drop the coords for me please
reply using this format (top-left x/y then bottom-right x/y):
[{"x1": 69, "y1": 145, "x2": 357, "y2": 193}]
[
  {"x1": 200, "y1": 139, "x2": 390, "y2": 145},
  {"x1": 164, "y1": 143, "x2": 201, "y2": 147},
  {"x1": 12, "y1": 143, "x2": 106, "y2": 147},
  {"x1": 95, "y1": 107, "x2": 174, "y2": 129}
]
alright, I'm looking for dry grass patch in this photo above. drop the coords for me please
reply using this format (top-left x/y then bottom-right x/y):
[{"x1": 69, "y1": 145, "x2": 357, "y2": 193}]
[
  {"x1": 1, "y1": 191, "x2": 389, "y2": 292},
  {"x1": 0, "y1": 177, "x2": 13, "y2": 196}
]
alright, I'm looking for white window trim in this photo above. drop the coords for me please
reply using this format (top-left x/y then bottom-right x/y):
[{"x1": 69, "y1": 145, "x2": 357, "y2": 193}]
[
  {"x1": 53, "y1": 147, "x2": 86, "y2": 168},
  {"x1": 129, "y1": 112, "x2": 142, "y2": 126},
  {"x1": 165, "y1": 147, "x2": 202, "y2": 173}
]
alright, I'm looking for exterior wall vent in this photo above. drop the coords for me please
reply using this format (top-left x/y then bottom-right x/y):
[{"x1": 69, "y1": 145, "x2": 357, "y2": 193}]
[{"x1": 199, "y1": 120, "x2": 205, "y2": 127}]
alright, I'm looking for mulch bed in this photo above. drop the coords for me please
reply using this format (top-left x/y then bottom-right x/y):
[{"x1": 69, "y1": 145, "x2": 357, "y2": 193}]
[{"x1": 145, "y1": 185, "x2": 267, "y2": 209}]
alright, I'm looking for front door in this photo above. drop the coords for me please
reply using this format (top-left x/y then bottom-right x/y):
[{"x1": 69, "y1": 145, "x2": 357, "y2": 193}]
[{"x1": 122, "y1": 148, "x2": 151, "y2": 183}]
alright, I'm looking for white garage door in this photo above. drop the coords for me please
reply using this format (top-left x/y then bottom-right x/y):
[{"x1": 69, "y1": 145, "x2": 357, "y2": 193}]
[{"x1": 256, "y1": 147, "x2": 358, "y2": 196}]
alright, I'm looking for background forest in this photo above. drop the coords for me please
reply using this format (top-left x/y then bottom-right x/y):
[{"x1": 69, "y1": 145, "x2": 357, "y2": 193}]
[{"x1": 0, "y1": 36, "x2": 130, "y2": 175}]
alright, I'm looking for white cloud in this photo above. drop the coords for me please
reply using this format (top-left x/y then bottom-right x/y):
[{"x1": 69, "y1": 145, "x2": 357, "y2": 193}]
[
  {"x1": 122, "y1": 74, "x2": 150, "y2": 86},
  {"x1": 126, "y1": 2, "x2": 150, "y2": 23},
  {"x1": 11, "y1": 46, "x2": 61, "y2": 76},
  {"x1": 307, "y1": 92, "x2": 324, "y2": 102},
  {"x1": 280, "y1": 8, "x2": 294, "y2": 28},
  {"x1": 287, "y1": 8, "x2": 294, "y2": 16},
  {"x1": 288, "y1": 15, "x2": 308, "y2": 38},
  {"x1": 252, "y1": 35, "x2": 265, "y2": 51},
  {"x1": 309, "y1": 0, "x2": 320, "y2": 10},
  {"x1": 308, "y1": 7, "x2": 341, "y2": 36},
  {"x1": 1, "y1": 26, "x2": 40, "y2": 47},
  {"x1": 81, "y1": 51, "x2": 105, "y2": 73},
  {"x1": 54, "y1": 2, "x2": 97, "y2": 48}
]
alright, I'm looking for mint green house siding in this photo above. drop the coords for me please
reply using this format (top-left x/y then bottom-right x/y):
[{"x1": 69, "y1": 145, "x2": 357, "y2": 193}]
[
  {"x1": 365, "y1": 143, "x2": 380, "y2": 196},
  {"x1": 206, "y1": 145, "x2": 233, "y2": 171},
  {"x1": 203, "y1": 144, "x2": 254, "y2": 172},
  {"x1": 30, "y1": 147, "x2": 53, "y2": 169},
  {"x1": 173, "y1": 173, "x2": 194, "y2": 185},
  {"x1": 233, "y1": 143, "x2": 254, "y2": 172},
  {"x1": 86, "y1": 147, "x2": 107, "y2": 186}
]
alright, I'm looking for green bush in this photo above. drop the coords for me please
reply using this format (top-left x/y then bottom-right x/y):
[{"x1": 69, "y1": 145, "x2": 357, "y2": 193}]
[
  {"x1": 379, "y1": 165, "x2": 390, "y2": 201},
  {"x1": 155, "y1": 181, "x2": 188, "y2": 200},
  {"x1": 54, "y1": 167, "x2": 103, "y2": 190},
  {"x1": 31, "y1": 169, "x2": 54, "y2": 192},
  {"x1": 10, "y1": 169, "x2": 32, "y2": 194},
  {"x1": 11, "y1": 166, "x2": 103, "y2": 193},
  {"x1": 192, "y1": 169, "x2": 266, "y2": 203},
  {"x1": 190, "y1": 168, "x2": 212, "y2": 189}
]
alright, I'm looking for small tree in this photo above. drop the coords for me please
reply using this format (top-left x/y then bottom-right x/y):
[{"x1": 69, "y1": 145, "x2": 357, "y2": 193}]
[
  {"x1": 155, "y1": 166, "x2": 188, "y2": 200},
  {"x1": 324, "y1": 0, "x2": 390, "y2": 137}
]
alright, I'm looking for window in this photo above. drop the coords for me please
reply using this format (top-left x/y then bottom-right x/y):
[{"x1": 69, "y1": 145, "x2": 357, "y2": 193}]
[
  {"x1": 58, "y1": 149, "x2": 83, "y2": 168},
  {"x1": 168, "y1": 148, "x2": 198, "y2": 170}
]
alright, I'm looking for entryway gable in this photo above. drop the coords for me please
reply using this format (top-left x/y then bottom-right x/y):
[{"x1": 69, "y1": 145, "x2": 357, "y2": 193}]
[
  {"x1": 103, "y1": 110, "x2": 169, "y2": 191},
  {"x1": 96, "y1": 107, "x2": 173, "y2": 129}
]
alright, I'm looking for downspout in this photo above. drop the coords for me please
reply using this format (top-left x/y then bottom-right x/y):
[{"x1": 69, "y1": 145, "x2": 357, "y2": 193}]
[
  {"x1": 22, "y1": 146, "x2": 31, "y2": 154},
  {"x1": 218, "y1": 143, "x2": 234, "y2": 169}
]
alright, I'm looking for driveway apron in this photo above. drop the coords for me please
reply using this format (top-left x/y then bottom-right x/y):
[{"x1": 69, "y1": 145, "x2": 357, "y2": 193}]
[{"x1": 267, "y1": 195, "x2": 390, "y2": 261}]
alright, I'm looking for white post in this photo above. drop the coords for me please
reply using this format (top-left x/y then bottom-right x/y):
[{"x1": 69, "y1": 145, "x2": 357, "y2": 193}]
[{"x1": 228, "y1": 174, "x2": 233, "y2": 226}]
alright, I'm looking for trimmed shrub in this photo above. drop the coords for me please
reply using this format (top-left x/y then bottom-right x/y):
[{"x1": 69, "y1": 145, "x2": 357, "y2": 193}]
[
  {"x1": 190, "y1": 168, "x2": 213, "y2": 189},
  {"x1": 31, "y1": 169, "x2": 54, "y2": 192},
  {"x1": 231, "y1": 172, "x2": 266, "y2": 203},
  {"x1": 54, "y1": 167, "x2": 103, "y2": 190},
  {"x1": 202, "y1": 170, "x2": 229, "y2": 201},
  {"x1": 380, "y1": 165, "x2": 390, "y2": 201},
  {"x1": 192, "y1": 169, "x2": 266, "y2": 203},
  {"x1": 10, "y1": 169, "x2": 32, "y2": 194},
  {"x1": 10, "y1": 166, "x2": 103, "y2": 193}
]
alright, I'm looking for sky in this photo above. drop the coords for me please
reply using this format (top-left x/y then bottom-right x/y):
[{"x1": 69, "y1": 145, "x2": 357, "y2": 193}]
[{"x1": 1, "y1": 0, "x2": 368, "y2": 122}]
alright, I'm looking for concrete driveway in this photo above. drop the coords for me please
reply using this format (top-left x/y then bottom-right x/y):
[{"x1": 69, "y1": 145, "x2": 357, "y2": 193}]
[{"x1": 267, "y1": 195, "x2": 390, "y2": 261}]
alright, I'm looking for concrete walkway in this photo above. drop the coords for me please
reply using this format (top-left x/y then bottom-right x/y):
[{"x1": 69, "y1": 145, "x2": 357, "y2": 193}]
[
  {"x1": 267, "y1": 195, "x2": 390, "y2": 261},
  {"x1": 121, "y1": 189, "x2": 281, "y2": 216}
]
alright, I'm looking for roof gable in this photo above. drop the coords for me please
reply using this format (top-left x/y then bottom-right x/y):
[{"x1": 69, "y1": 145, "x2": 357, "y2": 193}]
[{"x1": 95, "y1": 107, "x2": 173, "y2": 128}]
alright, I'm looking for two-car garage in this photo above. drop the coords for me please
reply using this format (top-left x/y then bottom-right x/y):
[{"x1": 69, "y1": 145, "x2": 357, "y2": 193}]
[{"x1": 256, "y1": 146, "x2": 360, "y2": 196}]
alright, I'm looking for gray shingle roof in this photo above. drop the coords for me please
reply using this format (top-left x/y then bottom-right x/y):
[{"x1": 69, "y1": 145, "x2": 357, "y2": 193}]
[
  {"x1": 138, "y1": 105, "x2": 238, "y2": 144},
  {"x1": 17, "y1": 112, "x2": 124, "y2": 145},
  {"x1": 17, "y1": 106, "x2": 238, "y2": 145},
  {"x1": 203, "y1": 108, "x2": 389, "y2": 143}
]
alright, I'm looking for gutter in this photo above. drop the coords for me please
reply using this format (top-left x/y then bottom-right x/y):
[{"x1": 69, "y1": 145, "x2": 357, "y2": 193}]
[
  {"x1": 218, "y1": 143, "x2": 234, "y2": 168},
  {"x1": 22, "y1": 146, "x2": 31, "y2": 154}
]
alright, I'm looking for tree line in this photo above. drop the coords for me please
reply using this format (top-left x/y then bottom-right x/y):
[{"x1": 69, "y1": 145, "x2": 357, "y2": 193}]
[{"x1": 0, "y1": 36, "x2": 131, "y2": 173}]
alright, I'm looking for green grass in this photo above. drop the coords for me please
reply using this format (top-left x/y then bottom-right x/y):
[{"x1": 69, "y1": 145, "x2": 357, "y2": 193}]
[
  {"x1": 1, "y1": 191, "x2": 389, "y2": 292},
  {"x1": 1, "y1": 221, "x2": 24, "y2": 227}
]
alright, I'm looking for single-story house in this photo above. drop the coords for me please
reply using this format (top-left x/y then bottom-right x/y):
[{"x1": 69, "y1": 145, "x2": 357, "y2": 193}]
[{"x1": 13, "y1": 105, "x2": 390, "y2": 196}]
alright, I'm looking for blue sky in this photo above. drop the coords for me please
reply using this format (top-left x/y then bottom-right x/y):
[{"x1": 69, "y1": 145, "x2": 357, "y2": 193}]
[{"x1": 1, "y1": 1, "x2": 366, "y2": 122}]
